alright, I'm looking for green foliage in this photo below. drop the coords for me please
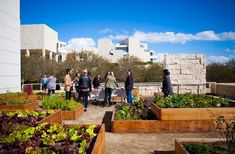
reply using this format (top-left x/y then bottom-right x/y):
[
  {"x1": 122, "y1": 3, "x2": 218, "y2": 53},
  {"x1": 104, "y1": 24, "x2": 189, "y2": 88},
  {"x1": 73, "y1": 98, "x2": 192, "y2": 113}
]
[
  {"x1": 0, "y1": 123, "x2": 99, "y2": 153},
  {"x1": 207, "y1": 58, "x2": 235, "y2": 82},
  {"x1": 21, "y1": 51, "x2": 163, "y2": 83},
  {"x1": 114, "y1": 102, "x2": 154, "y2": 120},
  {"x1": 86, "y1": 124, "x2": 97, "y2": 137},
  {"x1": 185, "y1": 143, "x2": 214, "y2": 154},
  {"x1": 155, "y1": 94, "x2": 229, "y2": 108},
  {"x1": 79, "y1": 140, "x2": 87, "y2": 154},
  {"x1": 41, "y1": 95, "x2": 82, "y2": 111}
]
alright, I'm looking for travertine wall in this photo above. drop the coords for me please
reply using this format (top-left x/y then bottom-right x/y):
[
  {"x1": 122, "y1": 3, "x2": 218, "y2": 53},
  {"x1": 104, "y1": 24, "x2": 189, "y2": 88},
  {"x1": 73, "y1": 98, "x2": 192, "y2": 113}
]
[
  {"x1": 0, "y1": 0, "x2": 21, "y2": 93},
  {"x1": 163, "y1": 54, "x2": 206, "y2": 94}
]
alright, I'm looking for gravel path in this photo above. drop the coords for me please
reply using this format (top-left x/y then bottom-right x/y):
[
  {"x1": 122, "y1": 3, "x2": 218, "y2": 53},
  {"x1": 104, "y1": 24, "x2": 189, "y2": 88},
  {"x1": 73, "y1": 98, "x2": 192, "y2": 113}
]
[{"x1": 63, "y1": 104, "x2": 220, "y2": 154}]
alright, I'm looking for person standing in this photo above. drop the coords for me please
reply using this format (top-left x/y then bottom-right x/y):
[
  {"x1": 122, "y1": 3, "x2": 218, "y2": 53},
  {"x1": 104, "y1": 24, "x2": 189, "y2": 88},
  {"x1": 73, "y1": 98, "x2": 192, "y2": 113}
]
[
  {"x1": 47, "y1": 74, "x2": 57, "y2": 95},
  {"x1": 74, "y1": 72, "x2": 81, "y2": 101},
  {"x1": 78, "y1": 69, "x2": 92, "y2": 111},
  {"x1": 162, "y1": 69, "x2": 173, "y2": 98},
  {"x1": 104, "y1": 72, "x2": 118, "y2": 106},
  {"x1": 125, "y1": 70, "x2": 134, "y2": 104},
  {"x1": 64, "y1": 69, "x2": 73, "y2": 100},
  {"x1": 93, "y1": 74, "x2": 101, "y2": 89},
  {"x1": 41, "y1": 74, "x2": 48, "y2": 93}
]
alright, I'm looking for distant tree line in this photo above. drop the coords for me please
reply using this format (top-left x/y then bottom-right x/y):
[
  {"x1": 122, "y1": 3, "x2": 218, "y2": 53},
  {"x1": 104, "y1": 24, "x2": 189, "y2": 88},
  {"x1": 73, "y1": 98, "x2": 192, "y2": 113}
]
[
  {"x1": 206, "y1": 58, "x2": 235, "y2": 82},
  {"x1": 21, "y1": 51, "x2": 163, "y2": 83}
]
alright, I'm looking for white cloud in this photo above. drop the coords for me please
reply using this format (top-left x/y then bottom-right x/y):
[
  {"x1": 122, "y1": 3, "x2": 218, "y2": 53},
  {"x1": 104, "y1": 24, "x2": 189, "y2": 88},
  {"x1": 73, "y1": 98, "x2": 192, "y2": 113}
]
[
  {"x1": 65, "y1": 38, "x2": 96, "y2": 50},
  {"x1": 225, "y1": 48, "x2": 235, "y2": 54},
  {"x1": 207, "y1": 55, "x2": 230, "y2": 64},
  {"x1": 99, "y1": 28, "x2": 112, "y2": 34},
  {"x1": 132, "y1": 30, "x2": 235, "y2": 44},
  {"x1": 107, "y1": 34, "x2": 128, "y2": 40}
]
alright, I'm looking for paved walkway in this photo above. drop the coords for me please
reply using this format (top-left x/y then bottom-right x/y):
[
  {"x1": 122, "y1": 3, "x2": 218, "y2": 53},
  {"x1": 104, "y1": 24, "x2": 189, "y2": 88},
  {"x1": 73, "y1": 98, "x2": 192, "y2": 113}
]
[{"x1": 63, "y1": 105, "x2": 220, "y2": 154}]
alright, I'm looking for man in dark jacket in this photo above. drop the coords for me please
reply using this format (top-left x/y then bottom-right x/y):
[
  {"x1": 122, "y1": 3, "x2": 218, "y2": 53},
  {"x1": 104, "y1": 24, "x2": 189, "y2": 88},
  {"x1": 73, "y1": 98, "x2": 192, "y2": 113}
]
[
  {"x1": 125, "y1": 70, "x2": 134, "y2": 104},
  {"x1": 162, "y1": 69, "x2": 173, "y2": 98},
  {"x1": 78, "y1": 69, "x2": 92, "y2": 111}
]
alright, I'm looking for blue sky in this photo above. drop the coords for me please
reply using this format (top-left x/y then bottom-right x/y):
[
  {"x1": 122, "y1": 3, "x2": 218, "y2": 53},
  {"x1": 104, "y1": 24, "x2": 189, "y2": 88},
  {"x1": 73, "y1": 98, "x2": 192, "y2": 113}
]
[{"x1": 21, "y1": 0, "x2": 235, "y2": 63}]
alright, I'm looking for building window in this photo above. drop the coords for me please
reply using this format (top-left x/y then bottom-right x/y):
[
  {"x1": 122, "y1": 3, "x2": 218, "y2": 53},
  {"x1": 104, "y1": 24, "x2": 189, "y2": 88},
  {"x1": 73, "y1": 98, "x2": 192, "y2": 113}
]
[{"x1": 115, "y1": 47, "x2": 128, "y2": 52}]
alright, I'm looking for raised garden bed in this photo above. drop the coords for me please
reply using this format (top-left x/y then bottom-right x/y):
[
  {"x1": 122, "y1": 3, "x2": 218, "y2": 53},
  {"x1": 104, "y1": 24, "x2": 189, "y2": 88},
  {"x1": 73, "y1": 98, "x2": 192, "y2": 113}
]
[
  {"x1": 175, "y1": 138, "x2": 234, "y2": 154},
  {"x1": 42, "y1": 95, "x2": 84, "y2": 120},
  {"x1": 0, "y1": 123, "x2": 105, "y2": 154},
  {"x1": 0, "y1": 92, "x2": 27, "y2": 103},
  {"x1": 153, "y1": 94, "x2": 235, "y2": 120},
  {"x1": 0, "y1": 101, "x2": 39, "y2": 111},
  {"x1": 27, "y1": 95, "x2": 40, "y2": 101},
  {"x1": 0, "y1": 110, "x2": 61, "y2": 138},
  {"x1": 61, "y1": 106, "x2": 84, "y2": 120},
  {"x1": 112, "y1": 102, "x2": 217, "y2": 133}
]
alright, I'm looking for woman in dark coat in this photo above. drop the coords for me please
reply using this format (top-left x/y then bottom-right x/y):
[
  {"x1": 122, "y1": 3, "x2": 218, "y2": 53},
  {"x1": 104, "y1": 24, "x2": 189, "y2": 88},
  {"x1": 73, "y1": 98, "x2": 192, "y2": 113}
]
[
  {"x1": 125, "y1": 70, "x2": 134, "y2": 104},
  {"x1": 162, "y1": 69, "x2": 173, "y2": 98}
]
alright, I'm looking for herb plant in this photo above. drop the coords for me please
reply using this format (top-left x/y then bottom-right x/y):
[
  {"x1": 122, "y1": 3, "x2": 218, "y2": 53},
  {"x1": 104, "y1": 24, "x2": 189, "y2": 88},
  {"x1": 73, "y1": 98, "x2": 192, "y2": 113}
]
[{"x1": 155, "y1": 93, "x2": 229, "y2": 108}]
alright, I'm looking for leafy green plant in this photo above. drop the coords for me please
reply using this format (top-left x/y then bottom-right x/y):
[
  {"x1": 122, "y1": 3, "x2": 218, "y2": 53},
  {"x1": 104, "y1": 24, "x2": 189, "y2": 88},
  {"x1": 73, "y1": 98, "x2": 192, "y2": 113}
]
[
  {"x1": 41, "y1": 95, "x2": 82, "y2": 111},
  {"x1": 185, "y1": 143, "x2": 214, "y2": 154},
  {"x1": 0, "y1": 123, "x2": 100, "y2": 154},
  {"x1": 155, "y1": 93, "x2": 229, "y2": 108},
  {"x1": 114, "y1": 102, "x2": 155, "y2": 120}
]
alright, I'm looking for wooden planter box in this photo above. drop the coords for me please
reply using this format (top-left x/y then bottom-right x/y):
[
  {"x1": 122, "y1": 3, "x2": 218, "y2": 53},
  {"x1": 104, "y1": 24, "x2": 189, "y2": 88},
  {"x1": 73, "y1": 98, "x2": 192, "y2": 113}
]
[
  {"x1": 175, "y1": 138, "x2": 224, "y2": 154},
  {"x1": 91, "y1": 124, "x2": 105, "y2": 154},
  {"x1": 61, "y1": 106, "x2": 84, "y2": 120},
  {"x1": 151, "y1": 103, "x2": 235, "y2": 120},
  {"x1": 111, "y1": 109, "x2": 217, "y2": 133},
  {"x1": 0, "y1": 101, "x2": 39, "y2": 111},
  {"x1": 39, "y1": 110, "x2": 62, "y2": 124},
  {"x1": 27, "y1": 95, "x2": 40, "y2": 101}
]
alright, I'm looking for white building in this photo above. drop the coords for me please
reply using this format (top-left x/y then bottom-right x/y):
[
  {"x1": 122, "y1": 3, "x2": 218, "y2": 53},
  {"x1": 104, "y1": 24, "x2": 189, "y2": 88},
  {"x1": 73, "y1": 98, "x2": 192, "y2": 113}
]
[
  {"x1": 0, "y1": 0, "x2": 21, "y2": 92},
  {"x1": 98, "y1": 37, "x2": 155, "y2": 63},
  {"x1": 57, "y1": 41, "x2": 67, "y2": 61},
  {"x1": 21, "y1": 24, "x2": 59, "y2": 61}
]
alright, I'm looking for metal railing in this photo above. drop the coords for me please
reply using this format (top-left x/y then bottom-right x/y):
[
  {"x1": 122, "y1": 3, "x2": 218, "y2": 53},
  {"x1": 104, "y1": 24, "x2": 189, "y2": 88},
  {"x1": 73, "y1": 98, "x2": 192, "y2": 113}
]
[{"x1": 22, "y1": 82, "x2": 206, "y2": 94}]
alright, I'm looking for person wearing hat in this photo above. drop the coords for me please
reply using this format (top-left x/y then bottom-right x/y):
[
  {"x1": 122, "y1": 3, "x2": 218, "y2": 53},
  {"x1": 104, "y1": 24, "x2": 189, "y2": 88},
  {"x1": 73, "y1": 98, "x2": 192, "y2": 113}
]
[
  {"x1": 78, "y1": 69, "x2": 92, "y2": 111},
  {"x1": 162, "y1": 69, "x2": 173, "y2": 98}
]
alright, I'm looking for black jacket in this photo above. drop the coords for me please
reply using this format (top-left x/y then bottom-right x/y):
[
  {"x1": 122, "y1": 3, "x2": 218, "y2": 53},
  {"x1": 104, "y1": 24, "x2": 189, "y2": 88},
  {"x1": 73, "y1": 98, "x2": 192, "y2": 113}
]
[
  {"x1": 78, "y1": 74, "x2": 91, "y2": 92},
  {"x1": 162, "y1": 75, "x2": 173, "y2": 97},
  {"x1": 93, "y1": 77, "x2": 101, "y2": 88},
  {"x1": 125, "y1": 75, "x2": 134, "y2": 90}
]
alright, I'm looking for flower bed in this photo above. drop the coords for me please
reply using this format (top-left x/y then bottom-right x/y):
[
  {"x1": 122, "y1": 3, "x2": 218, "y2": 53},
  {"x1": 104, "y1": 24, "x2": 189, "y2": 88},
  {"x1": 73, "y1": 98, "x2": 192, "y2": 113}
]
[
  {"x1": 152, "y1": 94, "x2": 235, "y2": 120},
  {"x1": 42, "y1": 95, "x2": 84, "y2": 120},
  {"x1": 0, "y1": 123, "x2": 105, "y2": 154},
  {"x1": 0, "y1": 110, "x2": 61, "y2": 138}
]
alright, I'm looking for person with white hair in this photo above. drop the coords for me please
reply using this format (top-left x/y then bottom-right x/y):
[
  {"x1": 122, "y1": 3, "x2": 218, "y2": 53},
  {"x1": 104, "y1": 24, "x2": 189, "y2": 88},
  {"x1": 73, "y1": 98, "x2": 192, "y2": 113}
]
[{"x1": 78, "y1": 69, "x2": 92, "y2": 111}]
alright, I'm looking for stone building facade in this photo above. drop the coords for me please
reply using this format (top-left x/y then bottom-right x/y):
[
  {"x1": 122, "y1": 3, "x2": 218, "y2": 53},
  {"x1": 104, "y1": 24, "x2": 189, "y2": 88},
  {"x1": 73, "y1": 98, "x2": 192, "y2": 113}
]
[
  {"x1": 163, "y1": 54, "x2": 206, "y2": 94},
  {"x1": 0, "y1": 0, "x2": 21, "y2": 92}
]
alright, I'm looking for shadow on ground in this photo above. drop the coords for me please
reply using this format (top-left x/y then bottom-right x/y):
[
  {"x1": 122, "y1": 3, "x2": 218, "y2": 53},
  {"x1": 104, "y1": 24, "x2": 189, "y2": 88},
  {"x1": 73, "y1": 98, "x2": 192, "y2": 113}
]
[{"x1": 102, "y1": 111, "x2": 113, "y2": 132}]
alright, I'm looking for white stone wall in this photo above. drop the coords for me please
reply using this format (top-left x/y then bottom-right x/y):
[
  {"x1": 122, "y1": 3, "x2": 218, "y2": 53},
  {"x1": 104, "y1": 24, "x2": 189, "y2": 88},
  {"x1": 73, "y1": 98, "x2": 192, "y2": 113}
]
[
  {"x1": 0, "y1": 0, "x2": 21, "y2": 92},
  {"x1": 128, "y1": 37, "x2": 151, "y2": 62},
  {"x1": 21, "y1": 24, "x2": 58, "y2": 52},
  {"x1": 163, "y1": 54, "x2": 206, "y2": 94}
]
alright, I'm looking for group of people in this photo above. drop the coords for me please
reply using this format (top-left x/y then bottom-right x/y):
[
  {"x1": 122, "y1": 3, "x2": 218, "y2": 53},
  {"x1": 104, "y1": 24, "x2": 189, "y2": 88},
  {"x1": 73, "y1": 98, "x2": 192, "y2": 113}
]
[
  {"x1": 41, "y1": 68, "x2": 172, "y2": 111},
  {"x1": 63, "y1": 68, "x2": 134, "y2": 111},
  {"x1": 41, "y1": 73, "x2": 57, "y2": 95}
]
